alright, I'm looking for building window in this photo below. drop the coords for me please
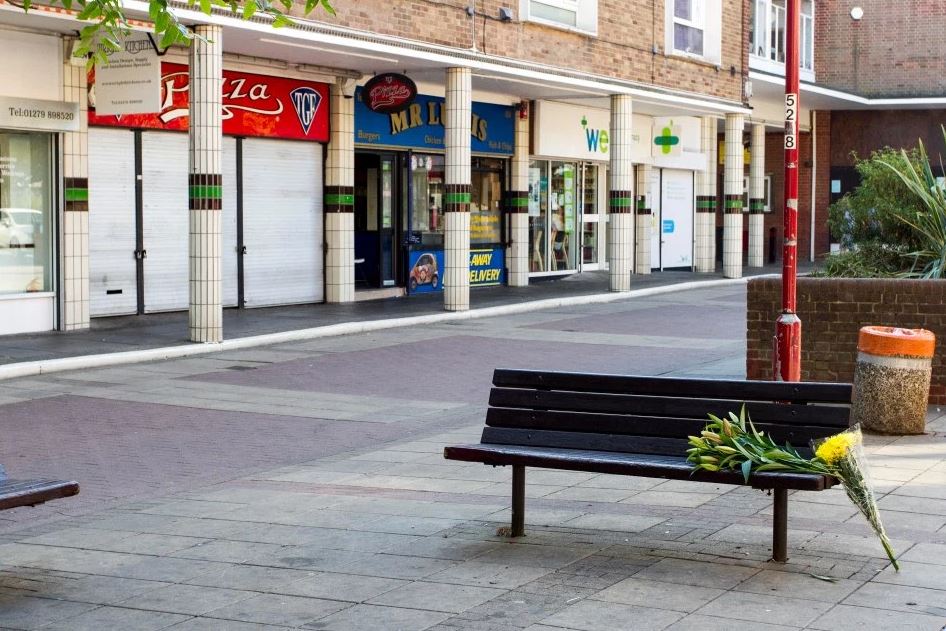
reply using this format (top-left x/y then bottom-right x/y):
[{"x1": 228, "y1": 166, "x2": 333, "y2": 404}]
[
  {"x1": 0, "y1": 132, "x2": 54, "y2": 296},
  {"x1": 750, "y1": 0, "x2": 814, "y2": 72},
  {"x1": 666, "y1": 0, "x2": 721, "y2": 63},
  {"x1": 520, "y1": 0, "x2": 597, "y2": 34}
]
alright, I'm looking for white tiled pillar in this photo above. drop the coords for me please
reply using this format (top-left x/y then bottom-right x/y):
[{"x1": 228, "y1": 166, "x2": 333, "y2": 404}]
[
  {"x1": 507, "y1": 105, "x2": 529, "y2": 287},
  {"x1": 325, "y1": 81, "x2": 355, "y2": 303},
  {"x1": 634, "y1": 164, "x2": 651, "y2": 275},
  {"x1": 62, "y1": 41, "x2": 89, "y2": 331},
  {"x1": 607, "y1": 95, "x2": 634, "y2": 291},
  {"x1": 444, "y1": 67, "x2": 471, "y2": 311},
  {"x1": 748, "y1": 123, "x2": 766, "y2": 268},
  {"x1": 723, "y1": 113, "x2": 745, "y2": 279},
  {"x1": 695, "y1": 116, "x2": 717, "y2": 273},
  {"x1": 188, "y1": 25, "x2": 223, "y2": 342},
  {"x1": 708, "y1": 120, "x2": 719, "y2": 267}
]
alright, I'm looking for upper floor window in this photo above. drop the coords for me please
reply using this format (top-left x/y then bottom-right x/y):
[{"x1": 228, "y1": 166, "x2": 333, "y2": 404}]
[
  {"x1": 666, "y1": 0, "x2": 721, "y2": 63},
  {"x1": 521, "y1": 0, "x2": 597, "y2": 34},
  {"x1": 750, "y1": 0, "x2": 814, "y2": 72}
]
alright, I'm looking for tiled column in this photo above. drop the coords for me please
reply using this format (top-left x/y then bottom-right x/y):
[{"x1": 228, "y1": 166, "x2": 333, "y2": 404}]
[
  {"x1": 444, "y1": 67, "x2": 471, "y2": 311},
  {"x1": 695, "y1": 116, "x2": 717, "y2": 273},
  {"x1": 748, "y1": 123, "x2": 766, "y2": 268},
  {"x1": 723, "y1": 113, "x2": 745, "y2": 279},
  {"x1": 325, "y1": 81, "x2": 355, "y2": 302},
  {"x1": 188, "y1": 25, "x2": 223, "y2": 342},
  {"x1": 708, "y1": 120, "x2": 719, "y2": 266},
  {"x1": 607, "y1": 95, "x2": 634, "y2": 291},
  {"x1": 62, "y1": 41, "x2": 89, "y2": 330},
  {"x1": 634, "y1": 164, "x2": 651, "y2": 275},
  {"x1": 506, "y1": 105, "x2": 529, "y2": 287}
]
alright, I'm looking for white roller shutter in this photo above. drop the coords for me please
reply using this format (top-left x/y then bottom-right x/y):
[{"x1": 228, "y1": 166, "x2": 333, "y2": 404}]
[
  {"x1": 141, "y1": 131, "x2": 189, "y2": 313},
  {"x1": 242, "y1": 138, "x2": 323, "y2": 307},
  {"x1": 222, "y1": 136, "x2": 238, "y2": 307},
  {"x1": 89, "y1": 127, "x2": 137, "y2": 316}
]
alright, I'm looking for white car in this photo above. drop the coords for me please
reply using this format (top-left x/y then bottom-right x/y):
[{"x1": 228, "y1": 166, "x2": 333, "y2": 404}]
[{"x1": 0, "y1": 208, "x2": 39, "y2": 249}]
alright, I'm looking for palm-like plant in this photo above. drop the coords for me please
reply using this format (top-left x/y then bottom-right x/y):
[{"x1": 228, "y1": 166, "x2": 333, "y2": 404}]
[{"x1": 879, "y1": 126, "x2": 946, "y2": 278}]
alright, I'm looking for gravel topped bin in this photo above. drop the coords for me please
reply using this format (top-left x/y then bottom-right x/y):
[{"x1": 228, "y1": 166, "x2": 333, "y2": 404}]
[{"x1": 853, "y1": 326, "x2": 935, "y2": 434}]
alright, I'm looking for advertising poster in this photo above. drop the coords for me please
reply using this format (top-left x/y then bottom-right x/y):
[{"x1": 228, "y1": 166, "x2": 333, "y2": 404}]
[
  {"x1": 93, "y1": 35, "x2": 161, "y2": 115},
  {"x1": 89, "y1": 62, "x2": 330, "y2": 142},
  {"x1": 407, "y1": 247, "x2": 505, "y2": 294}
]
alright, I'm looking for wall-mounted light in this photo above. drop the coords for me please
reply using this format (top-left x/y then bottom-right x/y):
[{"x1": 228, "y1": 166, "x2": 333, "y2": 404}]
[
  {"x1": 518, "y1": 100, "x2": 529, "y2": 120},
  {"x1": 499, "y1": 7, "x2": 514, "y2": 22},
  {"x1": 850, "y1": 6, "x2": 864, "y2": 20}
]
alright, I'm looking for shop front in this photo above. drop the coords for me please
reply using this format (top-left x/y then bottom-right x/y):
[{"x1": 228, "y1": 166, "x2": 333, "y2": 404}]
[
  {"x1": 353, "y1": 85, "x2": 515, "y2": 294},
  {"x1": 87, "y1": 62, "x2": 330, "y2": 315},
  {"x1": 0, "y1": 29, "x2": 81, "y2": 335},
  {"x1": 530, "y1": 101, "x2": 609, "y2": 276}
]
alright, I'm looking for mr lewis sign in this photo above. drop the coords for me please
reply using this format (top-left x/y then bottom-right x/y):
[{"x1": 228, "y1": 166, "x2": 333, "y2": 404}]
[{"x1": 89, "y1": 62, "x2": 330, "y2": 142}]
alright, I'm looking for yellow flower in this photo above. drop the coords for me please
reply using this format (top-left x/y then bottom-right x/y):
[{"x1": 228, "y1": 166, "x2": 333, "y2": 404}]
[{"x1": 815, "y1": 432, "x2": 859, "y2": 464}]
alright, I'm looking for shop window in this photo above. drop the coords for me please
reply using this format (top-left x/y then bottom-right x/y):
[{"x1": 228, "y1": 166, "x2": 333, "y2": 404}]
[
  {"x1": 667, "y1": 0, "x2": 721, "y2": 63},
  {"x1": 411, "y1": 154, "x2": 445, "y2": 248},
  {"x1": 528, "y1": 159, "x2": 579, "y2": 273},
  {"x1": 520, "y1": 0, "x2": 597, "y2": 35},
  {"x1": 0, "y1": 132, "x2": 53, "y2": 295},
  {"x1": 749, "y1": 0, "x2": 814, "y2": 73},
  {"x1": 743, "y1": 175, "x2": 773, "y2": 212},
  {"x1": 471, "y1": 157, "x2": 504, "y2": 246}
]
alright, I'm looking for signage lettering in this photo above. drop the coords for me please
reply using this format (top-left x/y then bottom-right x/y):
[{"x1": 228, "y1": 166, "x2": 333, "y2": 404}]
[
  {"x1": 354, "y1": 89, "x2": 514, "y2": 156},
  {"x1": 89, "y1": 62, "x2": 330, "y2": 142},
  {"x1": 361, "y1": 73, "x2": 418, "y2": 114},
  {"x1": 581, "y1": 115, "x2": 609, "y2": 155},
  {"x1": 0, "y1": 97, "x2": 80, "y2": 132}
]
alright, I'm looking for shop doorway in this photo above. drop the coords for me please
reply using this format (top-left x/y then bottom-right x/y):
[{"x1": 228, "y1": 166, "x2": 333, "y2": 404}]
[
  {"x1": 650, "y1": 168, "x2": 695, "y2": 270},
  {"x1": 354, "y1": 152, "x2": 407, "y2": 288}
]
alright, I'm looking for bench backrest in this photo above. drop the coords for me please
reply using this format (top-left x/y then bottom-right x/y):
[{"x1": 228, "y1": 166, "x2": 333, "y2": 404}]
[{"x1": 484, "y1": 369, "x2": 853, "y2": 457}]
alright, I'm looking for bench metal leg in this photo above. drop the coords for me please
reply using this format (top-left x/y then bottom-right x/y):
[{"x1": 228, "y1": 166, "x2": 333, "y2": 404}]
[
  {"x1": 511, "y1": 465, "x2": 525, "y2": 537},
  {"x1": 772, "y1": 488, "x2": 788, "y2": 562}
]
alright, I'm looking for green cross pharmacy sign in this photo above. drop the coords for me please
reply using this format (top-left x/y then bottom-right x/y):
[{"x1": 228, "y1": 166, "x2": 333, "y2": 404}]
[{"x1": 654, "y1": 121, "x2": 681, "y2": 155}]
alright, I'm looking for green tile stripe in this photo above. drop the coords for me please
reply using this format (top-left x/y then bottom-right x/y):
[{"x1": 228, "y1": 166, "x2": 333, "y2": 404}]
[
  {"x1": 696, "y1": 200, "x2": 717, "y2": 210},
  {"x1": 749, "y1": 198, "x2": 766, "y2": 213},
  {"x1": 609, "y1": 197, "x2": 633, "y2": 208},
  {"x1": 445, "y1": 192, "x2": 472, "y2": 204},
  {"x1": 325, "y1": 193, "x2": 355, "y2": 205},
  {"x1": 724, "y1": 199, "x2": 743, "y2": 209},
  {"x1": 189, "y1": 185, "x2": 223, "y2": 200},
  {"x1": 65, "y1": 187, "x2": 88, "y2": 202},
  {"x1": 507, "y1": 196, "x2": 528, "y2": 207}
]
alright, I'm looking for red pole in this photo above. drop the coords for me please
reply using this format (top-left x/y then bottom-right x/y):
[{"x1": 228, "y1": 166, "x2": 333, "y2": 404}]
[{"x1": 776, "y1": 0, "x2": 801, "y2": 382}]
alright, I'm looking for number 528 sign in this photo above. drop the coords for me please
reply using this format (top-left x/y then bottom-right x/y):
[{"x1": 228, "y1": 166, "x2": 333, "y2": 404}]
[{"x1": 784, "y1": 93, "x2": 797, "y2": 150}]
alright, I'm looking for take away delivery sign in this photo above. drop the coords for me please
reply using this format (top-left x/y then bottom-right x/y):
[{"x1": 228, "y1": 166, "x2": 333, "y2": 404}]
[{"x1": 88, "y1": 62, "x2": 330, "y2": 142}]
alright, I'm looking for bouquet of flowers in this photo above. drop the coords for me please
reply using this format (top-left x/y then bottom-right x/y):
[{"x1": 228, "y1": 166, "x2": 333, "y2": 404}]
[{"x1": 687, "y1": 407, "x2": 899, "y2": 570}]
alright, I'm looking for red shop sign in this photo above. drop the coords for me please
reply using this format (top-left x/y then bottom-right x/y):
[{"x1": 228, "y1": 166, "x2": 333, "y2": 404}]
[
  {"x1": 88, "y1": 62, "x2": 330, "y2": 142},
  {"x1": 361, "y1": 73, "x2": 417, "y2": 114}
]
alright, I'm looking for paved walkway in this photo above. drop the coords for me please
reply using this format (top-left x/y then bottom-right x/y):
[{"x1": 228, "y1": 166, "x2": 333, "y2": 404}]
[
  {"x1": 0, "y1": 265, "x2": 800, "y2": 368},
  {"x1": 2, "y1": 282, "x2": 944, "y2": 631}
]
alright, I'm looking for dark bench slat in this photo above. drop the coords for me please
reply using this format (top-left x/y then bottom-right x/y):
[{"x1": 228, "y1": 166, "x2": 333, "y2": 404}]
[
  {"x1": 489, "y1": 388, "x2": 851, "y2": 427},
  {"x1": 482, "y1": 427, "x2": 692, "y2": 457},
  {"x1": 486, "y1": 408, "x2": 841, "y2": 447},
  {"x1": 0, "y1": 479, "x2": 80, "y2": 511},
  {"x1": 444, "y1": 444, "x2": 836, "y2": 491},
  {"x1": 493, "y1": 369, "x2": 854, "y2": 404}
]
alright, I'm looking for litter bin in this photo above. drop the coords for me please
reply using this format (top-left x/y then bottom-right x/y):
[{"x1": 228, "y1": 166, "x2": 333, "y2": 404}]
[{"x1": 852, "y1": 326, "x2": 935, "y2": 434}]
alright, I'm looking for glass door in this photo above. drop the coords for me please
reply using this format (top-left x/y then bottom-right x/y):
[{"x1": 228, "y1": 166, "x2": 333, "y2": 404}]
[
  {"x1": 580, "y1": 163, "x2": 603, "y2": 270},
  {"x1": 379, "y1": 155, "x2": 396, "y2": 286}
]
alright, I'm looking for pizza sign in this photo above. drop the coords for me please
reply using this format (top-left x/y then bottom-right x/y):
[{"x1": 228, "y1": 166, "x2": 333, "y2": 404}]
[
  {"x1": 88, "y1": 62, "x2": 330, "y2": 142},
  {"x1": 361, "y1": 73, "x2": 417, "y2": 114}
]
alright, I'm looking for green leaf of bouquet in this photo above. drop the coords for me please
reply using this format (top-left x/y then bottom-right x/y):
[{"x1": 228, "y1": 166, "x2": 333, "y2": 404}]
[{"x1": 740, "y1": 459, "x2": 753, "y2": 483}]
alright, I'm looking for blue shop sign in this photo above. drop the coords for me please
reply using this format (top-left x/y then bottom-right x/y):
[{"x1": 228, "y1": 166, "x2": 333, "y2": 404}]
[
  {"x1": 355, "y1": 89, "x2": 515, "y2": 156},
  {"x1": 662, "y1": 219, "x2": 675, "y2": 234},
  {"x1": 407, "y1": 247, "x2": 505, "y2": 294}
]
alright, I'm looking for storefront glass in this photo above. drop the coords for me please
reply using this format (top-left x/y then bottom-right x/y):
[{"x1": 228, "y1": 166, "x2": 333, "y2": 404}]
[
  {"x1": 0, "y1": 132, "x2": 53, "y2": 295},
  {"x1": 471, "y1": 157, "x2": 504, "y2": 246},
  {"x1": 528, "y1": 160, "x2": 548, "y2": 272},
  {"x1": 549, "y1": 161, "x2": 577, "y2": 271},
  {"x1": 581, "y1": 164, "x2": 599, "y2": 265},
  {"x1": 410, "y1": 153, "x2": 445, "y2": 248}
]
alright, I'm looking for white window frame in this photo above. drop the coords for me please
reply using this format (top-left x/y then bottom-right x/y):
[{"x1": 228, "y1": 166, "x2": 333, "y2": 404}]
[
  {"x1": 520, "y1": 0, "x2": 597, "y2": 36},
  {"x1": 749, "y1": 0, "x2": 815, "y2": 81},
  {"x1": 743, "y1": 175, "x2": 773, "y2": 213},
  {"x1": 665, "y1": 0, "x2": 722, "y2": 64}
]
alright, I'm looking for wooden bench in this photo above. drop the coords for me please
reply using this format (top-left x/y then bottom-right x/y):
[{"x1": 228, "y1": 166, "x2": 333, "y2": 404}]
[
  {"x1": 444, "y1": 369, "x2": 852, "y2": 562},
  {"x1": 0, "y1": 464, "x2": 79, "y2": 512}
]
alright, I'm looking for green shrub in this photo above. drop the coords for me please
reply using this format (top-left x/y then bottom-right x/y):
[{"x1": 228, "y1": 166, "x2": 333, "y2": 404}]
[
  {"x1": 827, "y1": 148, "x2": 925, "y2": 251},
  {"x1": 811, "y1": 242, "x2": 905, "y2": 278}
]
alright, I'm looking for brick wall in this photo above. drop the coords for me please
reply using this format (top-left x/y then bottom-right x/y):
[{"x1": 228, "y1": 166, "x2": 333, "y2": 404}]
[
  {"x1": 303, "y1": 0, "x2": 746, "y2": 103},
  {"x1": 829, "y1": 109, "x2": 946, "y2": 167},
  {"x1": 815, "y1": 0, "x2": 946, "y2": 98},
  {"x1": 747, "y1": 277, "x2": 946, "y2": 403}
]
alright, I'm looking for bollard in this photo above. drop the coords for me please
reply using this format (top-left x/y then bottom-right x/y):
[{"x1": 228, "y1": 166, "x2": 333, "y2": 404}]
[{"x1": 852, "y1": 326, "x2": 935, "y2": 434}]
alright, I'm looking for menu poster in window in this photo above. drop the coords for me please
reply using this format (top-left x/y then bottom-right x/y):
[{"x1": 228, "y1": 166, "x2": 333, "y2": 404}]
[
  {"x1": 563, "y1": 165, "x2": 575, "y2": 229},
  {"x1": 471, "y1": 212, "x2": 500, "y2": 244},
  {"x1": 528, "y1": 168, "x2": 542, "y2": 217}
]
